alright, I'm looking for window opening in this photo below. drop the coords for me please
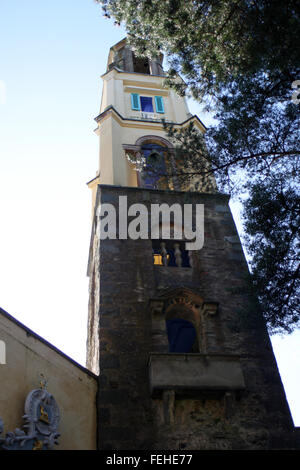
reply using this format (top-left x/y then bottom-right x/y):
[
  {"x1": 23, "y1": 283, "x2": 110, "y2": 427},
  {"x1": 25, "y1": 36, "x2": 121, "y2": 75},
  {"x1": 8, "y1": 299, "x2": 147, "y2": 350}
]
[
  {"x1": 152, "y1": 239, "x2": 191, "y2": 268},
  {"x1": 140, "y1": 96, "x2": 154, "y2": 112},
  {"x1": 133, "y1": 56, "x2": 150, "y2": 74},
  {"x1": 166, "y1": 318, "x2": 196, "y2": 353},
  {"x1": 139, "y1": 143, "x2": 167, "y2": 189}
]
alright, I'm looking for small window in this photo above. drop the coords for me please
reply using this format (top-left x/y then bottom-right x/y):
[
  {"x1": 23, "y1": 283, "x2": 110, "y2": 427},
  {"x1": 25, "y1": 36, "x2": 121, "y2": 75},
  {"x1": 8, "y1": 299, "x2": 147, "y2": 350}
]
[
  {"x1": 131, "y1": 94, "x2": 163, "y2": 114},
  {"x1": 155, "y1": 96, "x2": 165, "y2": 114},
  {"x1": 152, "y1": 239, "x2": 191, "y2": 268}
]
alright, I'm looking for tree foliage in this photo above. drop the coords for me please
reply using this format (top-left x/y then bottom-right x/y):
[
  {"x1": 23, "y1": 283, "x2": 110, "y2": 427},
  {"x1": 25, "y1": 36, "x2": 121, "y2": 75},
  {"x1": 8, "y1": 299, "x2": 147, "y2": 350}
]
[
  {"x1": 96, "y1": 0, "x2": 300, "y2": 333},
  {"x1": 243, "y1": 177, "x2": 300, "y2": 333},
  {"x1": 204, "y1": 75, "x2": 300, "y2": 192},
  {"x1": 163, "y1": 94, "x2": 299, "y2": 193},
  {"x1": 98, "y1": 0, "x2": 299, "y2": 100}
]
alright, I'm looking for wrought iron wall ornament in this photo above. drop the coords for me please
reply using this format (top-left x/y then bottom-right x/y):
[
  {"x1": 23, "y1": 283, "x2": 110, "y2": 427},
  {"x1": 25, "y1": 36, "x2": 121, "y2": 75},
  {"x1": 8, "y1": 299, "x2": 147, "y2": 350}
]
[{"x1": 0, "y1": 387, "x2": 60, "y2": 450}]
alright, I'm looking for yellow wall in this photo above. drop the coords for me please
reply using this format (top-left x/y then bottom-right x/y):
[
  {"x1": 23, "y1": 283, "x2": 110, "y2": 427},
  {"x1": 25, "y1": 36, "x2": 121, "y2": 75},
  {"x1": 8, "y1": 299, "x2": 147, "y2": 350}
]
[
  {"x1": 95, "y1": 67, "x2": 198, "y2": 189},
  {"x1": 100, "y1": 69, "x2": 189, "y2": 123},
  {"x1": 0, "y1": 309, "x2": 97, "y2": 450},
  {"x1": 89, "y1": 53, "x2": 213, "y2": 218}
]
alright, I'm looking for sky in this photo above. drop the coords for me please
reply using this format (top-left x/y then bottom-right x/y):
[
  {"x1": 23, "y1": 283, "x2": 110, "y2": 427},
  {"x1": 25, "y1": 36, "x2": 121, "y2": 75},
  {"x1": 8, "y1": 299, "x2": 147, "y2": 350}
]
[{"x1": 0, "y1": 0, "x2": 299, "y2": 426}]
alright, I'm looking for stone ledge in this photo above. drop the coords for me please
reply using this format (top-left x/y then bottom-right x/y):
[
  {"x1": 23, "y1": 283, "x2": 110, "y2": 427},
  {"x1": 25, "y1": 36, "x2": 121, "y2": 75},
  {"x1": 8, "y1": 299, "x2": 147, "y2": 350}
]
[
  {"x1": 97, "y1": 183, "x2": 230, "y2": 202},
  {"x1": 149, "y1": 353, "x2": 246, "y2": 396}
]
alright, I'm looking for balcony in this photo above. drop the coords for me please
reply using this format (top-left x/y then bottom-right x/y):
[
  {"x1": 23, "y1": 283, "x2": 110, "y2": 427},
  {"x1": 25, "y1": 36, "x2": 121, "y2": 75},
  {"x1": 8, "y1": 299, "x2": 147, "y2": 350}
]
[{"x1": 149, "y1": 353, "x2": 246, "y2": 397}]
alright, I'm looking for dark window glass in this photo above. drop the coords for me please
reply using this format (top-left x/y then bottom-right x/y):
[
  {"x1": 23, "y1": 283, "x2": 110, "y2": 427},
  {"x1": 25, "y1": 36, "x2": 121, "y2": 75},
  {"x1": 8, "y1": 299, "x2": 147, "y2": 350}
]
[
  {"x1": 140, "y1": 96, "x2": 154, "y2": 112},
  {"x1": 166, "y1": 318, "x2": 196, "y2": 353},
  {"x1": 140, "y1": 143, "x2": 166, "y2": 189}
]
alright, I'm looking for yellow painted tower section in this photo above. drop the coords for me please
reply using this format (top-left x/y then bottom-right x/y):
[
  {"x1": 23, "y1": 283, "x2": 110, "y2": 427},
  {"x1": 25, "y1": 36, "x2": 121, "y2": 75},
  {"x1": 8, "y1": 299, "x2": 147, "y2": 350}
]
[{"x1": 87, "y1": 38, "x2": 209, "y2": 212}]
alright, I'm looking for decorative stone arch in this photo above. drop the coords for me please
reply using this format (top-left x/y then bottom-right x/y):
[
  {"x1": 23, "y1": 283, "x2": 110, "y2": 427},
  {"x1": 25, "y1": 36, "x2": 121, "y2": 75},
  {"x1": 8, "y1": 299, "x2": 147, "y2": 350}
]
[
  {"x1": 149, "y1": 287, "x2": 218, "y2": 354},
  {"x1": 164, "y1": 289, "x2": 204, "y2": 353},
  {"x1": 134, "y1": 135, "x2": 174, "y2": 150},
  {"x1": 123, "y1": 135, "x2": 173, "y2": 162}
]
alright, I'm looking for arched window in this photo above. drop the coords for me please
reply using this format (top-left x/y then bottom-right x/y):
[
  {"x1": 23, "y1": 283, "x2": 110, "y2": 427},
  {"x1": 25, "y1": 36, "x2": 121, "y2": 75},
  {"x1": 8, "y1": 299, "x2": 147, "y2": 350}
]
[
  {"x1": 165, "y1": 304, "x2": 199, "y2": 353},
  {"x1": 139, "y1": 142, "x2": 168, "y2": 189},
  {"x1": 123, "y1": 136, "x2": 174, "y2": 189}
]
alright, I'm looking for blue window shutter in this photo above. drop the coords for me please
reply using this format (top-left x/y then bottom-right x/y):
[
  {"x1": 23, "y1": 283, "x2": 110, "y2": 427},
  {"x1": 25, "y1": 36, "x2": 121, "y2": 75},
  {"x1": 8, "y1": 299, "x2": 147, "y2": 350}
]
[
  {"x1": 155, "y1": 95, "x2": 164, "y2": 113},
  {"x1": 131, "y1": 93, "x2": 140, "y2": 110}
]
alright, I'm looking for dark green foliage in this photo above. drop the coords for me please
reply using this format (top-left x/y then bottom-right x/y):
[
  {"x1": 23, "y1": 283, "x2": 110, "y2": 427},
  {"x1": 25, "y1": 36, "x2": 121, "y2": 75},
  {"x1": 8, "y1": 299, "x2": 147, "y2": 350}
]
[
  {"x1": 243, "y1": 177, "x2": 300, "y2": 333},
  {"x1": 204, "y1": 75, "x2": 300, "y2": 193},
  {"x1": 161, "y1": 120, "x2": 216, "y2": 191},
  {"x1": 97, "y1": 0, "x2": 300, "y2": 100},
  {"x1": 163, "y1": 89, "x2": 300, "y2": 194}
]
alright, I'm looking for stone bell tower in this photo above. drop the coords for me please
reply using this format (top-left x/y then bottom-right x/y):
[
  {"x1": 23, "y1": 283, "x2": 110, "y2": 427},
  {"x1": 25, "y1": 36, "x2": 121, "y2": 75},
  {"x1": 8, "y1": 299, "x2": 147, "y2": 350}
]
[{"x1": 86, "y1": 38, "x2": 296, "y2": 450}]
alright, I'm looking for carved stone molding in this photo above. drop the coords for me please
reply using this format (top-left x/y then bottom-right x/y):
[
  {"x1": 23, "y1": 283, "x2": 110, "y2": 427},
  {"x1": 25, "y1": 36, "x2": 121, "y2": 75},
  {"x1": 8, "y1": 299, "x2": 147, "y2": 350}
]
[
  {"x1": 134, "y1": 135, "x2": 173, "y2": 149},
  {"x1": 149, "y1": 288, "x2": 219, "y2": 354},
  {"x1": 149, "y1": 287, "x2": 218, "y2": 318}
]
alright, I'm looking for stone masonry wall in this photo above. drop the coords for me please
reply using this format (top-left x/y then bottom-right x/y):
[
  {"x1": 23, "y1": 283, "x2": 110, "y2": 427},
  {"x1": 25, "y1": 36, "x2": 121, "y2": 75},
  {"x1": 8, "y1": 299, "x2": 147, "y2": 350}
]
[{"x1": 86, "y1": 184, "x2": 296, "y2": 450}]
